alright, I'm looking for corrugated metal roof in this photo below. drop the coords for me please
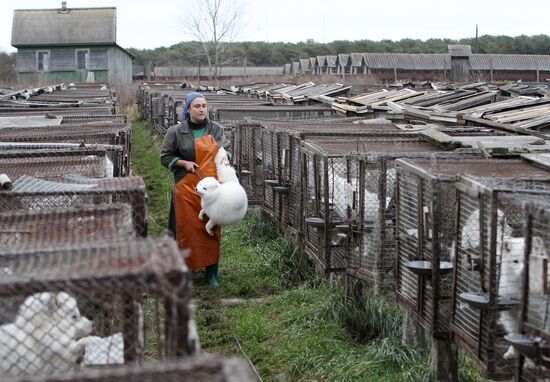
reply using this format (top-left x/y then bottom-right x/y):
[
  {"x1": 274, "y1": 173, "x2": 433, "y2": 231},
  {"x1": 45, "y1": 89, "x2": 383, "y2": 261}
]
[
  {"x1": 299, "y1": 58, "x2": 311, "y2": 71},
  {"x1": 471, "y1": 54, "x2": 550, "y2": 70},
  {"x1": 11, "y1": 7, "x2": 116, "y2": 46},
  {"x1": 326, "y1": 55, "x2": 338, "y2": 67},
  {"x1": 293, "y1": 52, "x2": 550, "y2": 72},
  {"x1": 448, "y1": 45, "x2": 472, "y2": 57},
  {"x1": 364, "y1": 53, "x2": 450, "y2": 70},
  {"x1": 309, "y1": 57, "x2": 317, "y2": 67},
  {"x1": 350, "y1": 53, "x2": 365, "y2": 67},
  {"x1": 338, "y1": 53, "x2": 350, "y2": 67}
]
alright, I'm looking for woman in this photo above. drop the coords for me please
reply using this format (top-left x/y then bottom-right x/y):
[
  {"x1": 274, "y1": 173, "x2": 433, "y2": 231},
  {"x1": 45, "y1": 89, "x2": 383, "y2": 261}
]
[{"x1": 160, "y1": 92, "x2": 229, "y2": 288}]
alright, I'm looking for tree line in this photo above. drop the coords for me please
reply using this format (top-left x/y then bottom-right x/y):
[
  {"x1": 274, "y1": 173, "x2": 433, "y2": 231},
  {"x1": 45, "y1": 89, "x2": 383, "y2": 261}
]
[{"x1": 127, "y1": 35, "x2": 550, "y2": 67}]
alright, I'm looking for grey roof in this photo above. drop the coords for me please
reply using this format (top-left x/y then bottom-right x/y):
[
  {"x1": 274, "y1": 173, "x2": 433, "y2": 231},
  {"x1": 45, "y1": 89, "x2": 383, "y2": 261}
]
[
  {"x1": 364, "y1": 53, "x2": 450, "y2": 70},
  {"x1": 11, "y1": 6, "x2": 116, "y2": 46},
  {"x1": 448, "y1": 45, "x2": 472, "y2": 57},
  {"x1": 293, "y1": 51, "x2": 550, "y2": 72},
  {"x1": 350, "y1": 53, "x2": 365, "y2": 67},
  {"x1": 309, "y1": 57, "x2": 317, "y2": 67},
  {"x1": 326, "y1": 55, "x2": 338, "y2": 67},
  {"x1": 299, "y1": 58, "x2": 311, "y2": 71},
  {"x1": 338, "y1": 53, "x2": 350, "y2": 67},
  {"x1": 471, "y1": 54, "x2": 550, "y2": 70}
]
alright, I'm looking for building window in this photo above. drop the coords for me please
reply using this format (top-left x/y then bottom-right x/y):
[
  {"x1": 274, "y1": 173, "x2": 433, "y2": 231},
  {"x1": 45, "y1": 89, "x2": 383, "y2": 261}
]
[
  {"x1": 37, "y1": 51, "x2": 49, "y2": 71},
  {"x1": 77, "y1": 49, "x2": 89, "y2": 70}
]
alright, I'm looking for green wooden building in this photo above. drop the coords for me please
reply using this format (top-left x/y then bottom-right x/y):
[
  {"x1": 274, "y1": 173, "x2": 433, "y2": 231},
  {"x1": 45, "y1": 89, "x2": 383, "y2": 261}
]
[{"x1": 11, "y1": 2, "x2": 134, "y2": 84}]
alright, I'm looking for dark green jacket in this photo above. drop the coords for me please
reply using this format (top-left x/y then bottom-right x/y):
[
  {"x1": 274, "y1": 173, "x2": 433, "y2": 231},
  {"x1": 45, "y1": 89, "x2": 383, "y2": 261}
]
[{"x1": 159, "y1": 119, "x2": 229, "y2": 183}]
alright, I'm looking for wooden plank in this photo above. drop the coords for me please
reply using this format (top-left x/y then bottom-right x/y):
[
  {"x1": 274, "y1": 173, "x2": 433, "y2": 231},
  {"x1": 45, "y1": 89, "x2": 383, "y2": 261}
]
[
  {"x1": 419, "y1": 129, "x2": 461, "y2": 149},
  {"x1": 463, "y1": 115, "x2": 550, "y2": 140},
  {"x1": 522, "y1": 154, "x2": 550, "y2": 170}
]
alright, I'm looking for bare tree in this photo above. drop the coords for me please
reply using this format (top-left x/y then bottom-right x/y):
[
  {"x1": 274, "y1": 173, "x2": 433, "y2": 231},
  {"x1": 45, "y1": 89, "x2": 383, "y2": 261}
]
[{"x1": 182, "y1": 0, "x2": 243, "y2": 81}]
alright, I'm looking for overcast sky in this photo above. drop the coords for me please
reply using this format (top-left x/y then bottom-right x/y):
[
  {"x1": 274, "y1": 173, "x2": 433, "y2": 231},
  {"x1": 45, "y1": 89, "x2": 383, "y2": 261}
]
[{"x1": 2, "y1": 0, "x2": 550, "y2": 53}]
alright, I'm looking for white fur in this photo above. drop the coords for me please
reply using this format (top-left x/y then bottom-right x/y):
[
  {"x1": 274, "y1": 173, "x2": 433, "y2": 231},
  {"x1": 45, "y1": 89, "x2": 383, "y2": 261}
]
[
  {"x1": 461, "y1": 208, "x2": 513, "y2": 251},
  {"x1": 497, "y1": 237, "x2": 525, "y2": 360},
  {"x1": 0, "y1": 292, "x2": 92, "y2": 376},
  {"x1": 215, "y1": 147, "x2": 238, "y2": 183},
  {"x1": 196, "y1": 177, "x2": 248, "y2": 236},
  {"x1": 104, "y1": 156, "x2": 114, "y2": 178},
  {"x1": 82, "y1": 333, "x2": 123, "y2": 365}
]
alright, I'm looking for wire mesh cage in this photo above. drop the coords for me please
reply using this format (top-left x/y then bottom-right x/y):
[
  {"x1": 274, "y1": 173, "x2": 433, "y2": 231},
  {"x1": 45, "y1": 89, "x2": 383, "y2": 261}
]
[
  {"x1": 61, "y1": 115, "x2": 128, "y2": 125},
  {"x1": 300, "y1": 136, "x2": 442, "y2": 274},
  {"x1": 0, "y1": 204, "x2": 135, "y2": 254},
  {"x1": 0, "y1": 143, "x2": 124, "y2": 177},
  {"x1": 0, "y1": 176, "x2": 147, "y2": 237},
  {"x1": 209, "y1": 105, "x2": 336, "y2": 121},
  {"x1": 451, "y1": 176, "x2": 550, "y2": 379},
  {"x1": 395, "y1": 158, "x2": 550, "y2": 340},
  {"x1": 0, "y1": 125, "x2": 131, "y2": 176},
  {"x1": 0, "y1": 107, "x2": 114, "y2": 117},
  {"x1": 0, "y1": 156, "x2": 116, "y2": 180},
  {"x1": 514, "y1": 200, "x2": 550, "y2": 381},
  {"x1": 233, "y1": 122, "x2": 264, "y2": 205},
  {"x1": 4, "y1": 356, "x2": 256, "y2": 382},
  {"x1": 0, "y1": 237, "x2": 196, "y2": 378},
  {"x1": 259, "y1": 121, "x2": 407, "y2": 233}
]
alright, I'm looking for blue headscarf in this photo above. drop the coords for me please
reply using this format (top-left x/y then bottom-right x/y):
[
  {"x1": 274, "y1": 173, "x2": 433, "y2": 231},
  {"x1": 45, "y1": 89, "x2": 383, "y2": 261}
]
[{"x1": 182, "y1": 92, "x2": 205, "y2": 121}]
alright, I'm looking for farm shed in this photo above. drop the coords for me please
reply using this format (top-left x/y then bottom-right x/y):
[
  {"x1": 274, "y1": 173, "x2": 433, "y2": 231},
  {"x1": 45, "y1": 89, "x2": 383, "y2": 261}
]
[
  {"x1": 449, "y1": 45, "x2": 471, "y2": 83},
  {"x1": 11, "y1": 2, "x2": 134, "y2": 83}
]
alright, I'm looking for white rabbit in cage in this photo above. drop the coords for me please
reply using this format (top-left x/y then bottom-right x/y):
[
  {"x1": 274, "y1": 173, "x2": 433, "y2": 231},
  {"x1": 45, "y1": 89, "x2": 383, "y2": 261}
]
[
  {"x1": 461, "y1": 208, "x2": 514, "y2": 252},
  {"x1": 497, "y1": 237, "x2": 526, "y2": 360},
  {"x1": 0, "y1": 292, "x2": 92, "y2": 375},
  {"x1": 104, "y1": 156, "x2": 115, "y2": 178},
  {"x1": 82, "y1": 333, "x2": 124, "y2": 365}
]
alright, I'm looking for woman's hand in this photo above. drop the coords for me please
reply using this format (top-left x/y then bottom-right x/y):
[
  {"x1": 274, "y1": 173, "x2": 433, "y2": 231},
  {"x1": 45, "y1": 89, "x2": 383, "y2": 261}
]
[{"x1": 178, "y1": 159, "x2": 199, "y2": 173}]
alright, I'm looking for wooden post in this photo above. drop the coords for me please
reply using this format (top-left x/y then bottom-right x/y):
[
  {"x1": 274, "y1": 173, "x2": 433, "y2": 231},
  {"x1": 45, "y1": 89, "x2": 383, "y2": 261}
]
[
  {"x1": 402, "y1": 310, "x2": 426, "y2": 349},
  {"x1": 431, "y1": 337, "x2": 458, "y2": 382},
  {"x1": 123, "y1": 291, "x2": 142, "y2": 363},
  {"x1": 164, "y1": 272, "x2": 193, "y2": 358}
]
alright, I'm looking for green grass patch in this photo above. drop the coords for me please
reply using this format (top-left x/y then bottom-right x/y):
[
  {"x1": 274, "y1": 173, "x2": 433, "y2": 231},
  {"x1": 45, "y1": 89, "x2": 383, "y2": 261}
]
[{"x1": 129, "y1": 115, "x2": 173, "y2": 236}]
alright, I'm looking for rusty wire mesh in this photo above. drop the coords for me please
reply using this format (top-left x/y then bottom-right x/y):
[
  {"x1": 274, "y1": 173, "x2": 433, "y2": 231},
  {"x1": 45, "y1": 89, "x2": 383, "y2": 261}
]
[
  {"x1": 515, "y1": 200, "x2": 550, "y2": 381},
  {"x1": 0, "y1": 176, "x2": 147, "y2": 237},
  {"x1": 0, "y1": 143, "x2": 124, "y2": 177},
  {"x1": 0, "y1": 237, "x2": 195, "y2": 378},
  {"x1": 451, "y1": 176, "x2": 550, "y2": 379},
  {"x1": 300, "y1": 136, "x2": 439, "y2": 274},
  {"x1": 0, "y1": 204, "x2": 135, "y2": 253},
  {"x1": 0, "y1": 124, "x2": 131, "y2": 176},
  {"x1": 395, "y1": 158, "x2": 550, "y2": 340}
]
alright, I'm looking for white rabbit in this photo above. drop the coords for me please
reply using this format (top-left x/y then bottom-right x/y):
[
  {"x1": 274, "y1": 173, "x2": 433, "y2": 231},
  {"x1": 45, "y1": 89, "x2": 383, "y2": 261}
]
[
  {"x1": 0, "y1": 292, "x2": 92, "y2": 376},
  {"x1": 497, "y1": 237, "x2": 525, "y2": 360},
  {"x1": 214, "y1": 147, "x2": 237, "y2": 183},
  {"x1": 196, "y1": 177, "x2": 248, "y2": 236}
]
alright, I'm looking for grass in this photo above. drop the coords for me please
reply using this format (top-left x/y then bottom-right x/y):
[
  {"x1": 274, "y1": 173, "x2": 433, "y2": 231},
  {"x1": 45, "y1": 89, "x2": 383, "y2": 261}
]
[{"x1": 129, "y1": 112, "x2": 486, "y2": 382}]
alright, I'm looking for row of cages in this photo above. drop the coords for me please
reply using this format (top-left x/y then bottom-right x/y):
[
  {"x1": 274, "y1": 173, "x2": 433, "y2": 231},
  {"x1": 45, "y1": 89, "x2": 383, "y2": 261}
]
[
  {"x1": 0, "y1": 84, "x2": 239, "y2": 381},
  {"x1": 230, "y1": 116, "x2": 550, "y2": 380},
  {"x1": 135, "y1": 82, "x2": 338, "y2": 144}
]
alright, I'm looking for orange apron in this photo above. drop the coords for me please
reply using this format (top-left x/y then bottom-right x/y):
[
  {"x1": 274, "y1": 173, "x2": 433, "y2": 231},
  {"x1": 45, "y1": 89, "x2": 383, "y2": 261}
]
[{"x1": 174, "y1": 134, "x2": 220, "y2": 270}]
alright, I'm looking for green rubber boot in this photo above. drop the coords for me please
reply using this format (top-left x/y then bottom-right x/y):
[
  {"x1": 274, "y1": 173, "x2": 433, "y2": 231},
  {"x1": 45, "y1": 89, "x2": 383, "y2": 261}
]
[{"x1": 205, "y1": 263, "x2": 219, "y2": 288}]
